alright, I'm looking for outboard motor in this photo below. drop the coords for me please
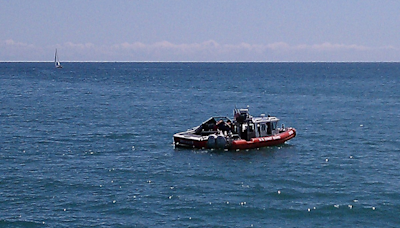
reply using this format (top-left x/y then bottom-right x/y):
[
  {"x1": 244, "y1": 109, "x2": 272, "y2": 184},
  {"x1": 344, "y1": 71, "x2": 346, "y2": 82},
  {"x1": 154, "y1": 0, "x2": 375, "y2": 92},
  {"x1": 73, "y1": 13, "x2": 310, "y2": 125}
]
[
  {"x1": 216, "y1": 135, "x2": 227, "y2": 149},
  {"x1": 207, "y1": 135, "x2": 216, "y2": 148}
]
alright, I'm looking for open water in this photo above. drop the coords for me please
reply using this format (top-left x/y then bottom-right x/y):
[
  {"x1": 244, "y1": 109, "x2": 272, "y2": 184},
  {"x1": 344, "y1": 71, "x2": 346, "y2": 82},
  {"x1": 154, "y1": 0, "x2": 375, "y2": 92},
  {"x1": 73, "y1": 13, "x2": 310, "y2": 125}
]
[{"x1": 0, "y1": 62, "x2": 399, "y2": 227}]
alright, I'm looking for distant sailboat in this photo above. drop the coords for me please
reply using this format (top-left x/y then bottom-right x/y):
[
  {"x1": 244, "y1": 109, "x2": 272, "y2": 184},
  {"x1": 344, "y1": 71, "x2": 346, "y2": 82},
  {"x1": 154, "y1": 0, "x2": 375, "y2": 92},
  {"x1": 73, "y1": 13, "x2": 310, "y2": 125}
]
[{"x1": 55, "y1": 49, "x2": 62, "y2": 68}]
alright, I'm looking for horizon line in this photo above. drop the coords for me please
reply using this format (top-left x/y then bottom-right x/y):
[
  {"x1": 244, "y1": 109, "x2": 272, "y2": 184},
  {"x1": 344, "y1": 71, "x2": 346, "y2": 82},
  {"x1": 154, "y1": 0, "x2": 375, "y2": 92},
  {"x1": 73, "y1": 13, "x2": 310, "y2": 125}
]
[{"x1": 1, "y1": 60, "x2": 400, "y2": 63}]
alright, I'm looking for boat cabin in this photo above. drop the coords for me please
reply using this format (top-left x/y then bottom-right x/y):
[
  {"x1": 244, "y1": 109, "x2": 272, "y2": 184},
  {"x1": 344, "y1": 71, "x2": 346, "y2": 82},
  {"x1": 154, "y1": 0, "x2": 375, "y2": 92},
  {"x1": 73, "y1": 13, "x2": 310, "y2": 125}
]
[{"x1": 234, "y1": 108, "x2": 280, "y2": 141}]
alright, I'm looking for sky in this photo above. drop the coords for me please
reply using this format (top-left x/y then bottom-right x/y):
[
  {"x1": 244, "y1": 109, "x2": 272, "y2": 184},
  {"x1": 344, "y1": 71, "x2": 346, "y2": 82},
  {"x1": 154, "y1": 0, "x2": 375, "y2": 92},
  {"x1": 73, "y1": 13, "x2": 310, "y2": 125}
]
[{"x1": 1, "y1": 0, "x2": 400, "y2": 62}]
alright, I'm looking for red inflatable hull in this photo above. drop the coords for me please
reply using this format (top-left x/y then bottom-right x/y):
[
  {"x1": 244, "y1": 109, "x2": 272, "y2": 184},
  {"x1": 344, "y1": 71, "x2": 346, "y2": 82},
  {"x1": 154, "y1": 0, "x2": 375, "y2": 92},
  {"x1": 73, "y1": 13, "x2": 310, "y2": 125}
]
[
  {"x1": 174, "y1": 128, "x2": 296, "y2": 150},
  {"x1": 230, "y1": 128, "x2": 296, "y2": 150}
]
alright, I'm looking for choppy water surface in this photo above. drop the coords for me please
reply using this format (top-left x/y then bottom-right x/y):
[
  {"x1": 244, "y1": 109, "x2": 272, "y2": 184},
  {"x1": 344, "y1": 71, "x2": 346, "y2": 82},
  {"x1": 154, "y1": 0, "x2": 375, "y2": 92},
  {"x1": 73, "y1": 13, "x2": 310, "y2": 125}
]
[{"x1": 1, "y1": 62, "x2": 399, "y2": 227}]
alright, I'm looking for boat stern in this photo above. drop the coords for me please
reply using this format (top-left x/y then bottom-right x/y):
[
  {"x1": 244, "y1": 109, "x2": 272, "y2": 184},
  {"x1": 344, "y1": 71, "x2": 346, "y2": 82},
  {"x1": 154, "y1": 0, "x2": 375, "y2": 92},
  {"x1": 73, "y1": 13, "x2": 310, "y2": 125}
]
[{"x1": 173, "y1": 132, "x2": 208, "y2": 149}]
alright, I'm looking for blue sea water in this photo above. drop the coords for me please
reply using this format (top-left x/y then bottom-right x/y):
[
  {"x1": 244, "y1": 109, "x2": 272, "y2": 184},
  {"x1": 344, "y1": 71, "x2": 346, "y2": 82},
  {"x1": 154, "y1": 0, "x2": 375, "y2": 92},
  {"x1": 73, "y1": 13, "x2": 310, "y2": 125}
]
[{"x1": 0, "y1": 62, "x2": 399, "y2": 227}]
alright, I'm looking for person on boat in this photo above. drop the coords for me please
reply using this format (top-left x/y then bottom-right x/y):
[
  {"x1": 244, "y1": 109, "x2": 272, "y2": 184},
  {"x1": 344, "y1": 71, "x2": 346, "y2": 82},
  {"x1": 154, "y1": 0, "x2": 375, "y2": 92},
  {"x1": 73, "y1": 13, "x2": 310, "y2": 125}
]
[
  {"x1": 216, "y1": 119, "x2": 225, "y2": 130},
  {"x1": 226, "y1": 120, "x2": 233, "y2": 132},
  {"x1": 216, "y1": 119, "x2": 232, "y2": 135}
]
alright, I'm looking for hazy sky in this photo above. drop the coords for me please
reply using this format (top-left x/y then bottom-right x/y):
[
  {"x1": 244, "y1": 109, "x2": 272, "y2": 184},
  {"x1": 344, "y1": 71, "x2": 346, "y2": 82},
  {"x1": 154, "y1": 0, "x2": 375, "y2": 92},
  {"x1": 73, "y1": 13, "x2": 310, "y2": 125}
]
[{"x1": 2, "y1": 0, "x2": 400, "y2": 62}]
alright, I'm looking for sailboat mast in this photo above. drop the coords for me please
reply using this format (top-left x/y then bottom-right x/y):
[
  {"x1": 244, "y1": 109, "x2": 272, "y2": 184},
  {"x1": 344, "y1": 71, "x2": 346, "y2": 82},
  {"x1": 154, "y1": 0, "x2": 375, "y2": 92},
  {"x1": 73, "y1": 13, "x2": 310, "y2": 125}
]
[{"x1": 55, "y1": 49, "x2": 57, "y2": 66}]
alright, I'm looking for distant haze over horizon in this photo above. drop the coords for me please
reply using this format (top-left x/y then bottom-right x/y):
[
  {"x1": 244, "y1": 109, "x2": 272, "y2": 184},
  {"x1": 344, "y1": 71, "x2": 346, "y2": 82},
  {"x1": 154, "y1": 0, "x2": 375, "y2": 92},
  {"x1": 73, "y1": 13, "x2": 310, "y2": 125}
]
[{"x1": 2, "y1": 1, "x2": 400, "y2": 62}]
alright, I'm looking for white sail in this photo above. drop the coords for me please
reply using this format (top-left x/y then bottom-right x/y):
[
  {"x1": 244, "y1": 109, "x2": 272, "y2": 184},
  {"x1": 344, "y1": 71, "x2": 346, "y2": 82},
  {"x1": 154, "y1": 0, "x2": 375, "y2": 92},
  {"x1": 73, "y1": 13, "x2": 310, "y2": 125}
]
[{"x1": 55, "y1": 49, "x2": 62, "y2": 68}]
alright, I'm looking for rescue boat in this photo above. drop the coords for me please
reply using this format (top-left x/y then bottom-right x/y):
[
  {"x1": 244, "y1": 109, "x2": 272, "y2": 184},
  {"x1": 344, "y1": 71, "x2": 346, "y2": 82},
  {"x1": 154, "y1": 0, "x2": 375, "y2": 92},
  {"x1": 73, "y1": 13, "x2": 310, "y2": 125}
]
[{"x1": 173, "y1": 107, "x2": 296, "y2": 150}]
